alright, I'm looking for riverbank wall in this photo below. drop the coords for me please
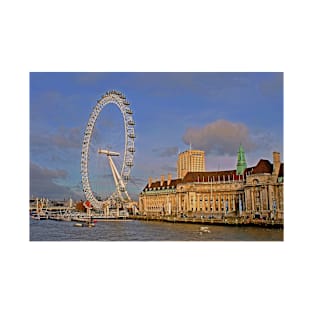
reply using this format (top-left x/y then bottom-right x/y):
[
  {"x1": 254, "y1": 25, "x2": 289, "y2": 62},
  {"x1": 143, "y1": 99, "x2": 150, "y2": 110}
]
[{"x1": 128, "y1": 215, "x2": 284, "y2": 229}]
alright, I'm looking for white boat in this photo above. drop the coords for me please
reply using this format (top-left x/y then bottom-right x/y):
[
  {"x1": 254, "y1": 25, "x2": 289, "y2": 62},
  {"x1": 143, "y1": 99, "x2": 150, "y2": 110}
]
[
  {"x1": 31, "y1": 214, "x2": 41, "y2": 220},
  {"x1": 74, "y1": 222, "x2": 95, "y2": 227},
  {"x1": 200, "y1": 226, "x2": 211, "y2": 233}
]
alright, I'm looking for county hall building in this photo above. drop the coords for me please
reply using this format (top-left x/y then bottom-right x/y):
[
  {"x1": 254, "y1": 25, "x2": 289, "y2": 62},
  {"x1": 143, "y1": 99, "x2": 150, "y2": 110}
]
[{"x1": 138, "y1": 145, "x2": 284, "y2": 221}]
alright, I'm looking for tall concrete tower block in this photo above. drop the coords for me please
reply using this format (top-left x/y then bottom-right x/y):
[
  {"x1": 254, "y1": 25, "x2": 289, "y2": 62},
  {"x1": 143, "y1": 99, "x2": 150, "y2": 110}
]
[{"x1": 177, "y1": 150, "x2": 205, "y2": 179}]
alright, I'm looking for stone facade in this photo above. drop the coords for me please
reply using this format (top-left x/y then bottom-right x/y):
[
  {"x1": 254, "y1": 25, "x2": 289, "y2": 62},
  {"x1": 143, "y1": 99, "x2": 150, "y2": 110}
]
[{"x1": 139, "y1": 151, "x2": 284, "y2": 221}]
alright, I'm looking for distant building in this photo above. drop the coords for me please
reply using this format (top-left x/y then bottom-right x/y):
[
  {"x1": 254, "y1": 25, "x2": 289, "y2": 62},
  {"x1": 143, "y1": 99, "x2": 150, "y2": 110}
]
[
  {"x1": 177, "y1": 149, "x2": 205, "y2": 179},
  {"x1": 139, "y1": 147, "x2": 284, "y2": 221}
]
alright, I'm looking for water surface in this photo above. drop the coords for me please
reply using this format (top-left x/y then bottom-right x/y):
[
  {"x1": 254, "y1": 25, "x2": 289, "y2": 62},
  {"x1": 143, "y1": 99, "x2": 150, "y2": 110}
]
[{"x1": 29, "y1": 219, "x2": 283, "y2": 241}]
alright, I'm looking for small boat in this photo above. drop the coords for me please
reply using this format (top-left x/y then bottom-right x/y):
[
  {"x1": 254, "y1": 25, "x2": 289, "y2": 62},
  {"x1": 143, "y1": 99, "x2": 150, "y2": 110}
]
[
  {"x1": 74, "y1": 222, "x2": 95, "y2": 227},
  {"x1": 200, "y1": 226, "x2": 211, "y2": 233},
  {"x1": 31, "y1": 214, "x2": 41, "y2": 220}
]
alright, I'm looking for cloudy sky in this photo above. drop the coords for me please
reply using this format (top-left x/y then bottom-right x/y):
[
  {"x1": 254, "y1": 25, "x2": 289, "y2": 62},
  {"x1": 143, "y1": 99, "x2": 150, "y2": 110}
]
[{"x1": 30, "y1": 72, "x2": 283, "y2": 201}]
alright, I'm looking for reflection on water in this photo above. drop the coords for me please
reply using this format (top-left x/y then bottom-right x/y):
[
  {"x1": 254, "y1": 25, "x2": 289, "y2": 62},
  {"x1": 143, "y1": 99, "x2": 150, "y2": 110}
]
[{"x1": 30, "y1": 219, "x2": 283, "y2": 241}]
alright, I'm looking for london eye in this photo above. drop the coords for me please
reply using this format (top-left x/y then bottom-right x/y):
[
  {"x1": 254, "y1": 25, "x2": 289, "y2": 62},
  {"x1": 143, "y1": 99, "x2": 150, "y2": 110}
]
[{"x1": 80, "y1": 90, "x2": 135, "y2": 211}]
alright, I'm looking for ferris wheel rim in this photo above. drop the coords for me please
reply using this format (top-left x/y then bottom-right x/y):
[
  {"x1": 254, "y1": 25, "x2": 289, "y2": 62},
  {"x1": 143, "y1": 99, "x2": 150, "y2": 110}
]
[{"x1": 80, "y1": 90, "x2": 135, "y2": 209}]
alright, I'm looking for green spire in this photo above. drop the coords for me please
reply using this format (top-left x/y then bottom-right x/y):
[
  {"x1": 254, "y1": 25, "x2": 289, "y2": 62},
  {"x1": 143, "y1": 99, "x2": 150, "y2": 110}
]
[{"x1": 236, "y1": 144, "x2": 247, "y2": 175}]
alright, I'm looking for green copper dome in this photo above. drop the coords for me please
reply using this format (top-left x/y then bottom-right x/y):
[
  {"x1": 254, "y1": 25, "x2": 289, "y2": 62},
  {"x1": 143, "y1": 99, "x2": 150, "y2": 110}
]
[{"x1": 236, "y1": 144, "x2": 247, "y2": 175}]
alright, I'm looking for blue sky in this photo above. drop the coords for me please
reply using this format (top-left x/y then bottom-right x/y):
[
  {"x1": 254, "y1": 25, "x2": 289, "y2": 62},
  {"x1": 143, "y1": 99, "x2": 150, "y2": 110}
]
[{"x1": 30, "y1": 72, "x2": 283, "y2": 201}]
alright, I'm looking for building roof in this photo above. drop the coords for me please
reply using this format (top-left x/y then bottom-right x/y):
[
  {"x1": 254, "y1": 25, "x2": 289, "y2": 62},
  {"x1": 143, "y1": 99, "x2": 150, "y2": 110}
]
[
  {"x1": 183, "y1": 170, "x2": 233, "y2": 183},
  {"x1": 141, "y1": 158, "x2": 284, "y2": 192},
  {"x1": 143, "y1": 178, "x2": 182, "y2": 190},
  {"x1": 178, "y1": 149, "x2": 205, "y2": 156},
  {"x1": 182, "y1": 167, "x2": 253, "y2": 183},
  {"x1": 251, "y1": 159, "x2": 273, "y2": 174}
]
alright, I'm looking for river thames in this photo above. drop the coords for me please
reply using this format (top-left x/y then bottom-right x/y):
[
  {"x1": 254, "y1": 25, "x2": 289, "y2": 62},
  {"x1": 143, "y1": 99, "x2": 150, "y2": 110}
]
[{"x1": 29, "y1": 218, "x2": 283, "y2": 241}]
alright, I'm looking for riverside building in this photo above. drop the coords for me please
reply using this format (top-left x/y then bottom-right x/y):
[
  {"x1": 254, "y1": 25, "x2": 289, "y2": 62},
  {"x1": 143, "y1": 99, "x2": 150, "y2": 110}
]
[{"x1": 139, "y1": 146, "x2": 284, "y2": 221}]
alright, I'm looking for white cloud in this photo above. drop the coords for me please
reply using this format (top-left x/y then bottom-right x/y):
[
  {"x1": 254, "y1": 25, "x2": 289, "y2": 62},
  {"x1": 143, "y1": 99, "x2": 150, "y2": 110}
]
[{"x1": 183, "y1": 119, "x2": 255, "y2": 155}]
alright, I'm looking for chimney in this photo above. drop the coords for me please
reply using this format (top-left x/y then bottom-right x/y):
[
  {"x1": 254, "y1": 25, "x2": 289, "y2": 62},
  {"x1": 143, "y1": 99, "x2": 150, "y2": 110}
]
[
  {"x1": 167, "y1": 173, "x2": 172, "y2": 186},
  {"x1": 160, "y1": 175, "x2": 165, "y2": 187},
  {"x1": 273, "y1": 152, "x2": 281, "y2": 176},
  {"x1": 148, "y1": 177, "x2": 152, "y2": 188}
]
